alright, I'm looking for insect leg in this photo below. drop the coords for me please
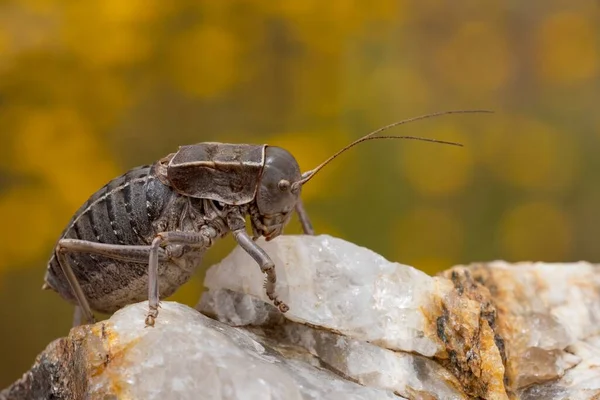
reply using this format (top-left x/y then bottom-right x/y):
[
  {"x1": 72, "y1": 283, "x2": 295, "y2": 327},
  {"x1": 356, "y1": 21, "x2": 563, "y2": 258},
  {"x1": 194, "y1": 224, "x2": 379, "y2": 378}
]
[
  {"x1": 295, "y1": 198, "x2": 315, "y2": 235},
  {"x1": 55, "y1": 242, "x2": 96, "y2": 325},
  {"x1": 59, "y1": 239, "x2": 169, "y2": 262},
  {"x1": 232, "y1": 228, "x2": 289, "y2": 313},
  {"x1": 57, "y1": 239, "x2": 169, "y2": 326},
  {"x1": 73, "y1": 306, "x2": 84, "y2": 327},
  {"x1": 146, "y1": 229, "x2": 214, "y2": 327}
]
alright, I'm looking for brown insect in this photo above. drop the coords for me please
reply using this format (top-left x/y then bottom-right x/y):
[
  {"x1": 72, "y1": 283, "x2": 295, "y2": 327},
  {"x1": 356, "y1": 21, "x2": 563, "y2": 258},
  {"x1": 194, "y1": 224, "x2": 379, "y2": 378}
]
[{"x1": 42, "y1": 110, "x2": 491, "y2": 327}]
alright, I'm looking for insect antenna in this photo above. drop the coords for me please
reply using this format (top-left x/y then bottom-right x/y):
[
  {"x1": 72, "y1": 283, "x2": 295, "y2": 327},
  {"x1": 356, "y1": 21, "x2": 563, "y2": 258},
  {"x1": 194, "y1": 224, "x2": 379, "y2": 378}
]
[{"x1": 292, "y1": 109, "x2": 493, "y2": 190}]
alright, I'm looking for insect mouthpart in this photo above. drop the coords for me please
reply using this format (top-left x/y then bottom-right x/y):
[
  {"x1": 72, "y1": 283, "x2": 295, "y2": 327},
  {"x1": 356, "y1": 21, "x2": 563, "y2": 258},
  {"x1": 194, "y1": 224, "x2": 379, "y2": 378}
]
[{"x1": 252, "y1": 211, "x2": 292, "y2": 241}]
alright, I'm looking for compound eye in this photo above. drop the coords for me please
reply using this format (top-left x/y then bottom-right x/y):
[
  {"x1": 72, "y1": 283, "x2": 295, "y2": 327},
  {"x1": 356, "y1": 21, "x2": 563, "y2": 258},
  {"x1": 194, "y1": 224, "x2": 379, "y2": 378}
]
[{"x1": 278, "y1": 179, "x2": 290, "y2": 192}]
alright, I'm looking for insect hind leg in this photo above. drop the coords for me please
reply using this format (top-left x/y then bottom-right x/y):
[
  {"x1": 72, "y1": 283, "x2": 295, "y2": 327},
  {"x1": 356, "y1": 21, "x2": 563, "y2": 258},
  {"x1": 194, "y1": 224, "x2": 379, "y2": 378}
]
[
  {"x1": 56, "y1": 239, "x2": 169, "y2": 327},
  {"x1": 56, "y1": 242, "x2": 96, "y2": 326},
  {"x1": 72, "y1": 305, "x2": 84, "y2": 327}
]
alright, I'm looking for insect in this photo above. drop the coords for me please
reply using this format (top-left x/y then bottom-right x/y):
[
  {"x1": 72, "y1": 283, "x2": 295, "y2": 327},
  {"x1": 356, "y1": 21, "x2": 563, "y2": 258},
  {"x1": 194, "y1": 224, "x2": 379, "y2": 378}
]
[{"x1": 42, "y1": 110, "x2": 491, "y2": 327}]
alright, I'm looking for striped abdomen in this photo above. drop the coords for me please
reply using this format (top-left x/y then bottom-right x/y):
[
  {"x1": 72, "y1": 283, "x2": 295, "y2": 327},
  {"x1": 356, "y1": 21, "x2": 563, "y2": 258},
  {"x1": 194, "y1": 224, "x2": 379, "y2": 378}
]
[{"x1": 44, "y1": 164, "x2": 204, "y2": 313}]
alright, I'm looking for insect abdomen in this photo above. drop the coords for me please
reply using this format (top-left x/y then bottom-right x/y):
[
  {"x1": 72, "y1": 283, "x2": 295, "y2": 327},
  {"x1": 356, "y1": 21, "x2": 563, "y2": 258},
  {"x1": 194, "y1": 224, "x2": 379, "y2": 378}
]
[{"x1": 44, "y1": 164, "x2": 181, "y2": 312}]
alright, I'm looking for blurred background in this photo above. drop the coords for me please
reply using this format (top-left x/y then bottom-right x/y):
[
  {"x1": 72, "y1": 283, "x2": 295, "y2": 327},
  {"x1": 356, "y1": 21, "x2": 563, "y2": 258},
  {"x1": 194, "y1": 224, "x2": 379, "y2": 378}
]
[{"x1": 1, "y1": 0, "x2": 599, "y2": 387}]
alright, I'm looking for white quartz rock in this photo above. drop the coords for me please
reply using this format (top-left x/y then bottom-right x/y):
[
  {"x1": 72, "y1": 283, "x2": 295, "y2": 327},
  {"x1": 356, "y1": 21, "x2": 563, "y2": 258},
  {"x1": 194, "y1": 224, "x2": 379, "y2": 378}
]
[
  {"x1": 89, "y1": 301, "x2": 400, "y2": 400},
  {"x1": 6, "y1": 235, "x2": 600, "y2": 400},
  {"x1": 249, "y1": 321, "x2": 468, "y2": 400},
  {"x1": 199, "y1": 234, "x2": 509, "y2": 399},
  {"x1": 480, "y1": 261, "x2": 600, "y2": 343},
  {"x1": 201, "y1": 234, "x2": 449, "y2": 357}
]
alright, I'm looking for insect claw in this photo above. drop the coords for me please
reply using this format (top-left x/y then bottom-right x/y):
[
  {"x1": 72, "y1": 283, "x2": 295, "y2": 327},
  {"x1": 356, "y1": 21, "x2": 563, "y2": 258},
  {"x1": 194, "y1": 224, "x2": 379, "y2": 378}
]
[
  {"x1": 145, "y1": 305, "x2": 159, "y2": 327},
  {"x1": 278, "y1": 303, "x2": 289, "y2": 313},
  {"x1": 145, "y1": 314, "x2": 156, "y2": 328}
]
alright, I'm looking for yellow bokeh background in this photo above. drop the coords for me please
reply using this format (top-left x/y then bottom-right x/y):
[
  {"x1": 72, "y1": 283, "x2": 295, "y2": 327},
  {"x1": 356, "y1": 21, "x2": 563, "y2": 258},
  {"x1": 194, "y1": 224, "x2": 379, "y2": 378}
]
[{"x1": 1, "y1": 0, "x2": 599, "y2": 386}]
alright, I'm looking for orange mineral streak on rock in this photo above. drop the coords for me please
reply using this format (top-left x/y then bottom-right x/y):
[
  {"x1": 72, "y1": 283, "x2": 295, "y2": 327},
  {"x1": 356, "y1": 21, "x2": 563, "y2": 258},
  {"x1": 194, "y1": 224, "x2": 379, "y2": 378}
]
[
  {"x1": 84, "y1": 322, "x2": 140, "y2": 399},
  {"x1": 442, "y1": 261, "x2": 600, "y2": 395},
  {"x1": 426, "y1": 272, "x2": 509, "y2": 399}
]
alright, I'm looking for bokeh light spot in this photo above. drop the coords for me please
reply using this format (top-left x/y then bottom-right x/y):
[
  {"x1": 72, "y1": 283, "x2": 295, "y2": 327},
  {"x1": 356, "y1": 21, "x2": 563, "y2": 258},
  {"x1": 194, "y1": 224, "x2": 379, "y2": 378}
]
[
  {"x1": 0, "y1": 186, "x2": 61, "y2": 273},
  {"x1": 398, "y1": 125, "x2": 473, "y2": 196},
  {"x1": 278, "y1": 0, "x2": 400, "y2": 52},
  {"x1": 391, "y1": 206, "x2": 463, "y2": 275},
  {"x1": 436, "y1": 21, "x2": 513, "y2": 93},
  {"x1": 169, "y1": 26, "x2": 241, "y2": 98},
  {"x1": 62, "y1": 0, "x2": 153, "y2": 67},
  {"x1": 480, "y1": 116, "x2": 578, "y2": 191},
  {"x1": 368, "y1": 66, "x2": 431, "y2": 114},
  {"x1": 13, "y1": 108, "x2": 119, "y2": 211},
  {"x1": 0, "y1": 27, "x2": 10, "y2": 55},
  {"x1": 535, "y1": 12, "x2": 598, "y2": 84},
  {"x1": 499, "y1": 201, "x2": 572, "y2": 261}
]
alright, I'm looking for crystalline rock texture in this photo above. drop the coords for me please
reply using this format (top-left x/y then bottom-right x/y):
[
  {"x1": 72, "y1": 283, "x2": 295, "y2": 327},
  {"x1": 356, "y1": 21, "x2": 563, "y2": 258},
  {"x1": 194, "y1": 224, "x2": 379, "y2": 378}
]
[{"x1": 2, "y1": 234, "x2": 600, "y2": 400}]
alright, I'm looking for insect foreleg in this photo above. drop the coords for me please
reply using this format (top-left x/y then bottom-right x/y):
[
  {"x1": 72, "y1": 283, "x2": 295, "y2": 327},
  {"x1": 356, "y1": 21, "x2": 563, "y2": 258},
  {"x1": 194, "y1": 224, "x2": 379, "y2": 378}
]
[
  {"x1": 232, "y1": 228, "x2": 289, "y2": 312},
  {"x1": 146, "y1": 228, "x2": 216, "y2": 327},
  {"x1": 295, "y1": 198, "x2": 314, "y2": 235},
  {"x1": 56, "y1": 239, "x2": 169, "y2": 327},
  {"x1": 226, "y1": 210, "x2": 288, "y2": 312}
]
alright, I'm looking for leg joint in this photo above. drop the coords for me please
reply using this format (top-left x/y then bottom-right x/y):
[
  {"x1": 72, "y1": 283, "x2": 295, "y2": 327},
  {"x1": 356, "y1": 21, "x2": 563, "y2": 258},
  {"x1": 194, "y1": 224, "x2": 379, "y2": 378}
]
[
  {"x1": 56, "y1": 240, "x2": 69, "y2": 254},
  {"x1": 152, "y1": 231, "x2": 209, "y2": 248},
  {"x1": 260, "y1": 261, "x2": 275, "y2": 274}
]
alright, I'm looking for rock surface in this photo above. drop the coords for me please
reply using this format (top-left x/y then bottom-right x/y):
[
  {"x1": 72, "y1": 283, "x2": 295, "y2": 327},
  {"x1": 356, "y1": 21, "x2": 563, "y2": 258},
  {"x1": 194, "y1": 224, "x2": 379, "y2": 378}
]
[
  {"x1": 442, "y1": 261, "x2": 600, "y2": 398},
  {"x1": 1, "y1": 301, "x2": 398, "y2": 400},
  {"x1": 199, "y1": 235, "x2": 506, "y2": 399},
  {"x1": 2, "y1": 234, "x2": 600, "y2": 400}
]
